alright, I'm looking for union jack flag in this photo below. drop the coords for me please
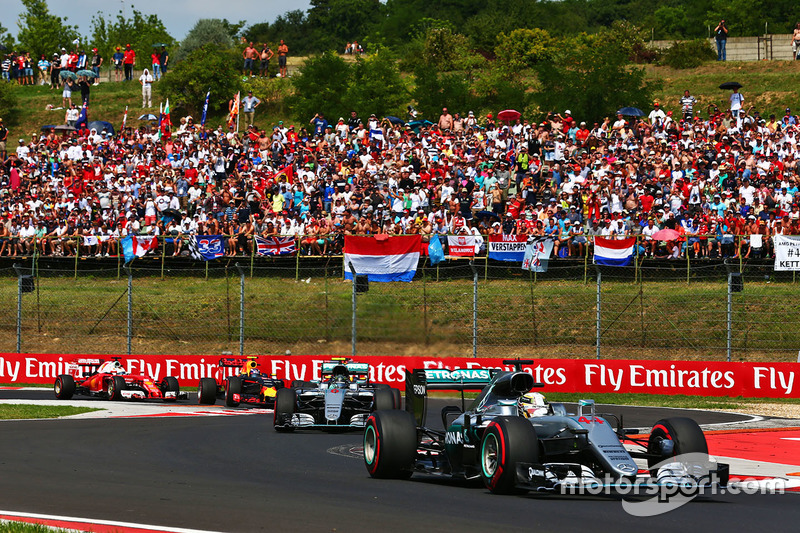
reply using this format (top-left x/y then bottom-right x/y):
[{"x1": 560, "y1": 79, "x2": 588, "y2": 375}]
[{"x1": 255, "y1": 235, "x2": 296, "y2": 256}]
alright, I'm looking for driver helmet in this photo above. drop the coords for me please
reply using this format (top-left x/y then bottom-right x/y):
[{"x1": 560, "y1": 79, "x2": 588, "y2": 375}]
[
  {"x1": 519, "y1": 392, "x2": 548, "y2": 418},
  {"x1": 250, "y1": 368, "x2": 260, "y2": 377},
  {"x1": 113, "y1": 361, "x2": 125, "y2": 373}
]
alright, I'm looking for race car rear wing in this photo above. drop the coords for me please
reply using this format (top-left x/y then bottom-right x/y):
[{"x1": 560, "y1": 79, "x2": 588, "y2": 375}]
[{"x1": 405, "y1": 367, "x2": 498, "y2": 427}]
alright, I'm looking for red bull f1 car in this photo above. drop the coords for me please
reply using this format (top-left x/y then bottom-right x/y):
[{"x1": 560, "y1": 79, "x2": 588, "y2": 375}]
[
  {"x1": 54, "y1": 358, "x2": 186, "y2": 402},
  {"x1": 197, "y1": 357, "x2": 286, "y2": 408},
  {"x1": 364, "y1": 359, "x2": 729, "y2": 495},
  {"x1": 273, "y1": 358, "x2": 401, "y2": 431}
]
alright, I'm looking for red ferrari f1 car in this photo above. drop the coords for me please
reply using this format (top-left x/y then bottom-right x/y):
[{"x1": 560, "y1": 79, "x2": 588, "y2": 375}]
[{"x1": 54, "y1": 358, "x2": 187, "y2": 401}]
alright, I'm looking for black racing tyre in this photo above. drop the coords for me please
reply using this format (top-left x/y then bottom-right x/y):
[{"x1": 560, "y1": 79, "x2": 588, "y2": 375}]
[
  {"x1": 107, "y1": 375, "x2": 126, "y2": 401},
  {"x1": 372, "y1": 388, "x2": 395, "y2": 411},
  {"x1": 480, "y1": 416, "x2": 539, "y2": 494},
  {"x1": 197, "y1": 378, "x2": 217, "y2": 405},
  {"x1": 291, "y1": 380, "x2": 315, "y2": 389},
  {"x1": 160, "y1": 376, "x2": 180, "y2": 402},
  {"x1": 54, "y1": 375, "x2": 75, "y2": 400},
  {"x1": 647, "y1": 417, "x2": 708, "y2": 474},
  {"x1": 373, "y1": 383, "x2": 390, "y2": 390},
  {"x1": 364, "y1": 409, "x2": 417, "y2": 479},
  {"x1": 391, "y1": 388, "x2": 402, "y2": 410},
  {"x1": 226, "y1": 377, "x2": 242, "y2": 407},
  {"x1": 273, "y1": 387, "x2": 297, "y2": 432}
]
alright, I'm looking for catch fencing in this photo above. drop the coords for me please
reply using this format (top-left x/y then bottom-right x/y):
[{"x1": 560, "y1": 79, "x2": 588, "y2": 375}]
[{"x1": 1, "y1": 251, "x2": 798, "y2": 362}]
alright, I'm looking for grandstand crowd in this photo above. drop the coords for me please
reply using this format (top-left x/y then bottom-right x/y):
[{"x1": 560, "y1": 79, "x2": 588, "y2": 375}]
[{"x1": 0, "y1": 91, "x2": 799, "y2": 260}]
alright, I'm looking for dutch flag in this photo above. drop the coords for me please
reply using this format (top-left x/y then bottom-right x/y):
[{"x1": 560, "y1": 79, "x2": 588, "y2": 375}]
[
  {"x1": 344, "y1": 235, "x2": 421, "y2": 282},
  {"x1": 593, "y1": 237, "x2": 635, "y2": 267}
]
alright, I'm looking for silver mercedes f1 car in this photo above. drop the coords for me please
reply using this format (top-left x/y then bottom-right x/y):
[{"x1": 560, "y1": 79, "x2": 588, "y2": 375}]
[{"x1": 364, "y1": 359, "x2": 729, "y2": 495}]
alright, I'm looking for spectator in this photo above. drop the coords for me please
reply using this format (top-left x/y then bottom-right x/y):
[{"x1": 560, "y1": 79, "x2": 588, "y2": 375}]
[
  {"x1": 242, "y1": 42, "x2": 257, "y2": 77},
  {"x1": 260, "y1": 44, "x2": 274, "y2": 78},
  {"x1": 123, "y1": 44, "x2": 135, "y2": 81},
  {"x1": 242, "y1": 91, "x2": 261, "y2": 127},
  {"x1": 151, "y1": 50, "x2": 161, "y2": 81},
  {"x1": 112, "y1": 47, "x2": 124, "y2": 82},
  {"x1": 277, "y1": 39, "x2": 288, "y2": 78},
  {"x1": 139, "y1": 68, "x2": 154, "y2": 108},
  {"x1": 159, "y1": 46, "x2": 169, "y2": 78},
  {"x1": 90, "y1": 48, "x2": 103, "y2": 84},
  {"x1": 715, "y1": 20, "x2": 728, "y2": 61}
]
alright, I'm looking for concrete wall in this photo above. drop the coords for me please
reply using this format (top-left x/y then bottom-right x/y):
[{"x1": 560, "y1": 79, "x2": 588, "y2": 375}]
[{"x1": 650, "y1": 34, "x2": 797, "y2": 61}]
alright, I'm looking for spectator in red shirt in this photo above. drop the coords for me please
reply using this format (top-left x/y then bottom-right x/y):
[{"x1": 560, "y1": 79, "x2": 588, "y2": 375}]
[{"x1": 123, "y1": 44, "x2": 135, "y2": 82}]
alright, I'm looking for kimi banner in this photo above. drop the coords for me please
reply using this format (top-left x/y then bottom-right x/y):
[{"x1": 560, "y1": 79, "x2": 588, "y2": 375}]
[
  {"x1": 773, "y1": 235, "x2": 800, "y2": 271},
  {"x1": 521, "y1": 236, "x2": 554, "y2": 272},
  {"x1": 488, "y1": 234, "x2": 528, "y2": 262}
]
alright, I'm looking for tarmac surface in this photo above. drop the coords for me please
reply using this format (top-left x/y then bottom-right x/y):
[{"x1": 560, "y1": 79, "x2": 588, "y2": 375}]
[{"x1": 0, "y1": 388, "x2": 798, "y2": 532}]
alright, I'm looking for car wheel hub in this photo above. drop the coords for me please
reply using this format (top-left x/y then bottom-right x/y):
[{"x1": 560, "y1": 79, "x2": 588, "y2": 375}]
[
  {"x1": 364, "y1": 425, "x2": 377, "y2": 465},
  {"x1": 482, "y1": 433, "x2": 499, "y2": 477}
]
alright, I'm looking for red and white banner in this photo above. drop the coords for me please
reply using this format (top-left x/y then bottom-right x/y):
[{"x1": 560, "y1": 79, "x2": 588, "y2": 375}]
[
  {"x1": 447, "y1": 235, "x2": 476, "y2": 256},
  {"x1": 3, "y1": 353, "x2": 800, "y2": 399}
]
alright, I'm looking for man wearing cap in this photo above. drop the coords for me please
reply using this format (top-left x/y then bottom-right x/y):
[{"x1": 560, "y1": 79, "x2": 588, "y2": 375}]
[
  {"x1": 90, "y1": 48, "x2": 103, "y2": 83},
  {"x1": 648, "y1": 101, "x2": 666, "y2": 126},
  {"x1": 123, "y1": 44, "x2": 136, "y2": 82},
  {"x1": 112, "y1": 47, "x2": 124, "y2": 82}
]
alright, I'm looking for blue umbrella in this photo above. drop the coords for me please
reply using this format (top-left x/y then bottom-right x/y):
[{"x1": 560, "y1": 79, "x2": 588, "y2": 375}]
[
  {"x1": 406, "y1": 119, "x2": 433, "y2": 132},
  {"x1": 616, "y1": 107, "x2": 646, "y2": 117},
  {"x1": 87, "y1": 120, "x2": 115, "y2": 136},
  {"x1": 384, "y1": 116, "x2": 403, "y2": 125}
]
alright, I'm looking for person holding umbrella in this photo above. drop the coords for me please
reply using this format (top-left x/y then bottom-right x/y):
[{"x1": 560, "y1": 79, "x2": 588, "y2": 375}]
[{"x1": 729, "y1": 87, "x2": 744, "y2": 119}]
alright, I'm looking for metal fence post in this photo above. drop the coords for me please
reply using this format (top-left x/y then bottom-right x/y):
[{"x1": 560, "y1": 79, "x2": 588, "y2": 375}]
[
  {"x1": 236, "y1": 263, "x2": 246, "y2": 356},
  {"x1": 13, "y1": 264, "x2": 23, "y2": 353},
  {"x1": 349, "y1": 261, "x2": 357, "y2": 357},
  {"x1": 469, "y1": 261, "x2": 478, "y2": 358},
  {"x1": 596, "y1": 269, "x2": 602, "y2": 360},
  {"x1": 727, "y1": 272, "x2": 732, "y2": 362},
  {"x1": 124, "y1": 265, "x2": 132, "y2": 356}
]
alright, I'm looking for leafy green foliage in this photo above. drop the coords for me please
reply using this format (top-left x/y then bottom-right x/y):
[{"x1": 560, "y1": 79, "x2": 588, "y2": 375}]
[
  {"x1": 660, "y1": 39, "x2": 717, "y2": 69},
  {"x1": 288, "y1": 50, "x2": 406, "y2": 122},
  {"x1": 89, "y1": 8, "x2": 175, "y2": 70},
  {"x1": 16, "y1": 0, "x2": 80, "y2": 60},
  {"x1": 494, "y1": 28, "x2": 555, "y2": 72},
  {"x1": 174, "y1": 19, "x2": 238, "y2": 63},
  {"x1": 287, "y1": 51, "x2": 351, "y2": 122},
  {"x1": 532, "y1": 33, "x2": 660, "y2": 124},
  {"x1": 306, "y1": 0, "x2": 383, "y2": 51},
  {"x1": 161, "y1": 45, "x2": 242, "y2": 117},
  {"x1": 0, "y1": 22, "x2": 14, "y2": 51},
  {"x1": 410, "y1": 63, "x2": 475, "y2": 120},
  {"x1": 345, "y1": 50, "x2": 407, "y2": 119}
]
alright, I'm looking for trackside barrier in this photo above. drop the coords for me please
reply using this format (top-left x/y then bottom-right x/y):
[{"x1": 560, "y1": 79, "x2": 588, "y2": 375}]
[{"x1": 3, "y1": 353, "x2": 800, "y2": 399}]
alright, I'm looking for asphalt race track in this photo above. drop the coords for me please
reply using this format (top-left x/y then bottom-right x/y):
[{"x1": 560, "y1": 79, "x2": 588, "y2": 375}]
[{"x1": 0, "y1": 389, "x2": 798, "y2": 532}]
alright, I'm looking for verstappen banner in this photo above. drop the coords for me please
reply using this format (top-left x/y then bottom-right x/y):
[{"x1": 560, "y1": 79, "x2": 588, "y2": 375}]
[
  {"x1": 488, "y1": 234, "x2": 527, "y2": 262},
  {"x1": 3, "y1": 353, "x2": 800, "y2": 399},
  {"x1": 773, "y1": 235, "x2": 800, "y2": 271}
]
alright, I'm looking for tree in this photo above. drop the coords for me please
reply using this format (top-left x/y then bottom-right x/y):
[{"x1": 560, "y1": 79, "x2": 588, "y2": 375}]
[
  {"x1": 410, "y1": 63, "x2": 475, "y2": 119},
  {"x1": 161, "y1": 45, "x2": 242, "y2": 117},
  {"x1": 90, "y1": 8, "x2": 175, "y2": 69},
  {"x1": 306, "y1": 0, "x2": 382, "y2": 51},
  {"x1": 345, "y1": 49, "x2": 407, "y2": 119},
  {"x1": 287, "y1": 51, "x2": 352, "y2": 121},
  {"x1": 494, "y1": 28, "x2": 555, "y2": 73},
  {"x1": 532, "y1": 33, "x2": 659, "y2": 124},
  {"x1": 174, "y1": 19, "x2": 238, "y2": 63},
  {"x1": 244, "y1": 11, "x2": 311, "y2": 55},
  {"x1": 0, "y1": 22, "x2": 14, "y2": 51},
  {"x1": 16, "y1": 0, "x2": 80, "y2": 61}
]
